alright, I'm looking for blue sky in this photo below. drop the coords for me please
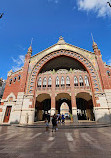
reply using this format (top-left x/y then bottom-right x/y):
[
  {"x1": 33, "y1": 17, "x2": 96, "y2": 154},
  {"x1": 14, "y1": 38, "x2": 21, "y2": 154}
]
[{"x1": 0, "y1": 0, "x2": 111, "y2": 79}]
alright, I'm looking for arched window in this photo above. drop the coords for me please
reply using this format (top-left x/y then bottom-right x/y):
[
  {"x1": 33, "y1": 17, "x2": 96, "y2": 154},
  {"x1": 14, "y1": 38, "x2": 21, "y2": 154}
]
[
  {"x1": 48, "y1": 77, "x2": 52, "y2": 87},
  {"x1": 79, "y1": 76, "x2": 84, "y2": 86},
  {"x1": 18, "y1": 75, "x2": 21, "y2": 81},
  {"x1": 66, "y1": 76, "x2": 70, "y2": 86},
  {"x1": 9, "y1": 79, "x2": 12, "y2": 85},
  {"x1": 84, "y1": 76, "x2": 89, "y2": 86},
  {"x1": 56, "y1": 76, "x2": 59, "y2": 87},
  {"x1": 61, "y1": 76, "x2": 65, "y2": 87},
  {"x1": 74, "y1": 76, "x2": 78, "y2": 86},
  {"x1": 107, "y1": 70, "x2": 110, "y2": 77},
  {"x1": 14, "y1": 77, "x2": 17, "y2": 83},
  {"x1": 43, "y1": 77, "x2": 47, "y2": 87},
  {"x1": 37, "y1": 77, "x2": 42, "y2": 87}
]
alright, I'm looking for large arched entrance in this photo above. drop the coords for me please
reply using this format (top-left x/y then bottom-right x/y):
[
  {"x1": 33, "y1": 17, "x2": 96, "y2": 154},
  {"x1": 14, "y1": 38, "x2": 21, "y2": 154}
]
[
  {"x1": 35, "y1": 93, "x2": 51, "y2": 121},
  {"x1": 28, "y1": 49, "x2": 101, "y2": 123},
  {"x1": 55, "y1": 93, "x2": 71, "y2": 119},
  {"x1": 28, "y1": 50, "x2": 101, "y2": 99},
  {"x1": 76, "y1": 92, "x2": 95, "y2": 121}
]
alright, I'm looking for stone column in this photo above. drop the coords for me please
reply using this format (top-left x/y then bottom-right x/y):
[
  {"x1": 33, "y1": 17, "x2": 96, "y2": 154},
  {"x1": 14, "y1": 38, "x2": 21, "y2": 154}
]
[
  {"x1": 51, "y1": 95, "x2": 55, "y2": 116},
  {"x1": 70, "y1": 74, "x2": 78, "y2": 123},
  {"x1": 71, "y1": 95, "x2": 78, "y2": 123},
  {"x1": 51, "y1": 73, "x2": 56, "y2": 116}
]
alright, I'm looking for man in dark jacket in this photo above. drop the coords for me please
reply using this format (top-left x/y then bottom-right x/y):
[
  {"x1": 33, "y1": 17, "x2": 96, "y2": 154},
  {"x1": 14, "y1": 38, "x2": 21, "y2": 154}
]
[
  {"x1": 47, "y1": 113, "x2": 50, "y2": 123},
  {"x1": 52, "y1": 114, "x2": 57, "y2": 132}
]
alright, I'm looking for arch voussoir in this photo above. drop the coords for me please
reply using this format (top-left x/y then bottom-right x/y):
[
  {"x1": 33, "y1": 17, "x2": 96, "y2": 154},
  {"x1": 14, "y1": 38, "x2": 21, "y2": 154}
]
[{"x1": 27, "y1": 50, "x2": 101, "y2": 95}]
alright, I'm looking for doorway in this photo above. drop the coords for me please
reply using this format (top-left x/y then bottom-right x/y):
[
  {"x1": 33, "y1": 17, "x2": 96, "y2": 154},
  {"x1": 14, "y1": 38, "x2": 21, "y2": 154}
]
[
  {"x1": 56, "y1": 93, "x2": 72, "y2": 119},
  {"x1": 76, "y1": 92, "x2": 95, "y2": 121},
  {"x1": 35, "y1": 93, "x2": 51, "y2": 121},
  {"x1": 3, "y1": 106, "x2": 12, "y2": 123}
]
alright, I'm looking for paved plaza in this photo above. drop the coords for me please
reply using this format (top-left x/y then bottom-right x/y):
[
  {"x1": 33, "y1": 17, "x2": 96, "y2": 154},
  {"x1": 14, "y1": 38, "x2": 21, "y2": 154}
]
[{"x1": 0, "y1": 125, "x2": 111, "y2": 158}]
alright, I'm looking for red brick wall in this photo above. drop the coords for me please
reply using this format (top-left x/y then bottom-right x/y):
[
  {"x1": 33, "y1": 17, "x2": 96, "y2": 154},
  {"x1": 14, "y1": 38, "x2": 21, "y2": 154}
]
[
  {"x1": 0, "y1": 108, "x2": 2, "y2": 112},
  {"x1": 96, "y1": 56, "x2": 110, "y2": 89},
  {"x1": 93, "y1": 46, "x2": 111, "y2": 90},
  {"x1": 105, "y1": 67, "x2": 111, "y2": 89},
  {"x1": 2, "y1": 53, "x2": 31, "y2": 100},
  {"x1": 2, "y1": 72, "x2": 22, "y2": 99},
  {"x1": 19, "y1": 53, "x2": 31, "y2": 92}
]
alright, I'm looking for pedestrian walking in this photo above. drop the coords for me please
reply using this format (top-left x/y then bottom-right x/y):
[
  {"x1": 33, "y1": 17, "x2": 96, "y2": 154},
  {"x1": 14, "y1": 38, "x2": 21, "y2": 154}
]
[
  {"x1": 52, "y1": 114, "x2": 57, "y2": 132},
  {"x1": 45, "y1": 118, "x2": 49, "y2": 132},
  {"x1": 47, "y1": 113, "x2": 50, "y2": 123},
  {"x1": 62, "y1": 114, "x2": 65, "y2": 124},
  {"x1": 58, "y1": 114, "x2": 62, "y2": 123},
  {"x1": 56, "y1": 114, "x2": 59, "y2": 130}
]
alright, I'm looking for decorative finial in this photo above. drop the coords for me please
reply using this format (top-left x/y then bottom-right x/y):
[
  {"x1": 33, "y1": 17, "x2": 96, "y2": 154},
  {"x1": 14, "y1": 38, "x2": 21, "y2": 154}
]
[
  {"x1": 28, "y1": 45, "x2": 32, "y2": 52},
  {"x1": 27, "y1": 45, "x2": 32, "y2": 54},
  {"x1": 27, "y1": 38, "x2": 33, "y2": 55},
  {"x1": 57, "y1": 36, "x2": 66, "y2": 45},
  {"x1": 91, "y1": 33, "x2": 98, "y2": 51}
]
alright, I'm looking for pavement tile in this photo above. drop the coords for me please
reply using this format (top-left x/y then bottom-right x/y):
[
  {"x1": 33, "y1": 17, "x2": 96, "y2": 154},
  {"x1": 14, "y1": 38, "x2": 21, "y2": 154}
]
[{"x1": 0, "y1": 125, "x2": 111, "y2": 158}]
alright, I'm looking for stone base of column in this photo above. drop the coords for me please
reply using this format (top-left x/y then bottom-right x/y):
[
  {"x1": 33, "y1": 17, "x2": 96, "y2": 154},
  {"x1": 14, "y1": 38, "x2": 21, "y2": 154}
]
[
  {"x1": 94, "y1": 107, "x2": 111, "y2": 123},
  {"x1": 20, "y1": 109, "x2": 35, "y2": 125},
  {"x1": 51, "y1": 108, "x2": 55, "y2": 116},
  {"x1": 72, "y1": 107, "x2": 78, "y2": 123}
]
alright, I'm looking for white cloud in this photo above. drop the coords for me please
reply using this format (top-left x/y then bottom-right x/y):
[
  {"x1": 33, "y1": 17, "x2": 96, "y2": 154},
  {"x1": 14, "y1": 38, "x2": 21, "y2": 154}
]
[
  {"x1": 11, "y1": 55, "x2": 25, "y2": 72},
  {"x1": 48, "y1": 0, "x2": 59, "y2": 4},
  {"x1": 107, "y1": 58, "x2": 111, "y2": 66},
  {"x1": 16, "y1": 44, "x2": 26, "y2": 51},
  {"x1": 77, "y1": 0, "x2": 111, "y2": 17},
  {"x1": 12, "y1": 66, "x2": 23, "y2": 72}
]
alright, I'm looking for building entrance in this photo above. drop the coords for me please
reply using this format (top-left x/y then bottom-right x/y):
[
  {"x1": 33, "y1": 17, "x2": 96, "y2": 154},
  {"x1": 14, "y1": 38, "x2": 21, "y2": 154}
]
[
  {"x1": 3, "y1": 106, "x2": 12, "y2": 123},
  {"x1": 56, "y1": 93, "x2": 72, "y2": 119},
  {"x1": 35, "y1": 94, "x2": 51, "y2": 121},
  {"x1": 60, "y1": 102, "x2": 70, "y2": 117},
  {"x1": 76, "y1": 92, "x2": 95, "y2": 121}
]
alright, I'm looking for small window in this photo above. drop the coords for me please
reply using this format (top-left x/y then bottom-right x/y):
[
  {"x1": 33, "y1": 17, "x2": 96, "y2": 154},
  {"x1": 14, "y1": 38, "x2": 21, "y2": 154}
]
[
  {"x1": 61, "y1": 76, "x2": 65, "y2": 87},
  {"x1": 8, "y1": 97, "x2": 13, "y2": 102},
  {"x1": 84, "y1": 76, "x2": 89, "y2": 86},
  {"x1": 74, "y1": 76, "x2": 78, "y2": 86},
  {"x1": 56, "y1": 76, "x2": 59, "y2": 87},
  {"x1": 43, "y1": 77, "x2": 47, "y2": 87},
  {"x1": 37, "y1": 77, "x2": 42, "y2": 87},
  {"x1": 48, "y1": 77, "x2": 52, "y2": 87},
  {"x1": 14, "y1": 77, "x2": 17, "y2": 83},
  {"x1": 107, "y1": 70, "x2": 110, "y2": 77},
  {"x1": 79, "y1": 76, "x2": 84, "y2": 86},
  {"x1": 95, "y1": 88, "x2": 99, "y2": 91},
  {"x1": 66, "y1": 76, "x2": 70, "y2": 86},
  {"x1": 9, "y1": 79, "x2": 12, "y2": 85},
  {"x1": 18, "y1": 75, "x2": 21, "y2": 80}
]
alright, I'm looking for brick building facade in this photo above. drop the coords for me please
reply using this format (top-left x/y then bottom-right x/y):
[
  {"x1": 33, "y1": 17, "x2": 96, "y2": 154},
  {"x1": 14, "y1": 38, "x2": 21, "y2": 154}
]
[{"x1": 0, "y1": 37, "x2": 111, "y2": 124}]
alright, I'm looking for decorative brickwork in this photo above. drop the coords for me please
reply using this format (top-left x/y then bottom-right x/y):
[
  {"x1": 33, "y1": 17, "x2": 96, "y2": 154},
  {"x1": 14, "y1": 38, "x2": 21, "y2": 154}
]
[
  {"x1": 28, "y1": 50, "x2": 101, "y2": 95},
  {"x1": 1, "y1": 38, "x2": 111, "y2": 124},
  {"x1": 2, "y1": 71, "x2": 22, "y2": 99}
]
